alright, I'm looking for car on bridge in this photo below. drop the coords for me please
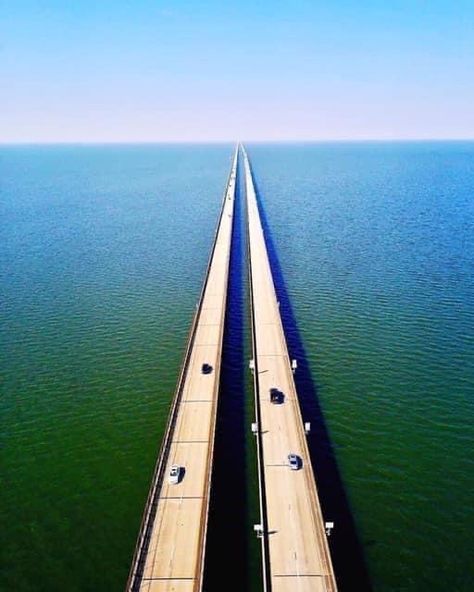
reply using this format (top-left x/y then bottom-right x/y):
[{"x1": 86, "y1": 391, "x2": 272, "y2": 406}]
[
  {"x1": 168, "y1": 464, "x2": 182, "y2": 484},
  {"x1": 287, "y1": 453, "x2": 302, "y2": 470},
  {"x1": 270, "y1": 387, "x2": 284, "y2": 404},
  {"x1": 201, "y1": 363, "x2": 213, "y2": 374}
]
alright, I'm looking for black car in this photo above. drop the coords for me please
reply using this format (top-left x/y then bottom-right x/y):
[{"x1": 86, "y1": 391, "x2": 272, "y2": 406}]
[
  {"x1": 270, "y1": 387, "x2": 284, "y2": 404},
  {"x1": 201, "y1": 363, "x2": 213, "y2": 374}
]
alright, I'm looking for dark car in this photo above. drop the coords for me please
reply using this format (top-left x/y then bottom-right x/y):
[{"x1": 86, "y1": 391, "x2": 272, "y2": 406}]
[
  {"x1": 270, "y1": 387, "x2": 284, "y2": 404},
  {"x1": 201, "y1": 363, "x2": 213, "y2": 374}
]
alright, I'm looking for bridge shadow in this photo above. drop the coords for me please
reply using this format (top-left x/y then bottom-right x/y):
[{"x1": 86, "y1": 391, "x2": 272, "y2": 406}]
[
  {"x1": 251, "y1": 169, "x2": 373, "y2": 591},
  {"x1": 204, "y1": 159, "x2": 249, "y2": 591}
]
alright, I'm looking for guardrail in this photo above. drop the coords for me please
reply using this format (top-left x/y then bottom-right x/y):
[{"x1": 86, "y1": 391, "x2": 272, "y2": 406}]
[{"x1": 126, "y1": 146, "x2": 239, "y2": 592}]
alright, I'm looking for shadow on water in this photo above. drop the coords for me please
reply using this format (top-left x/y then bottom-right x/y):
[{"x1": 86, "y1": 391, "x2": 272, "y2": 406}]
[
  {"x1": 251, "y1": 171, "x2": 373, "y2": 591},
  {"x1": 204, "y1": 162, "x2": 249, "y2": 591}
]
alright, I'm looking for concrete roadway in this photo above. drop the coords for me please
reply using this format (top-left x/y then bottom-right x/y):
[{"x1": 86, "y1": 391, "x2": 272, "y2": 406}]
[
  {"x1": 129, "y1": 146, "x2": 238, "y2": 592},
  {"x1": 243, "y1": 146, "x2": 337, "y2": 592}
]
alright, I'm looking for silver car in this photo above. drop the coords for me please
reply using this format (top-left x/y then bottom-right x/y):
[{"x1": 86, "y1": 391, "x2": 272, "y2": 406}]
[
  {"x1": 287, "y1": 453, "x2": 302, "y2": 470},
  {"x1": 168, "y1": 464, "x2": 181, "y2": 484}
]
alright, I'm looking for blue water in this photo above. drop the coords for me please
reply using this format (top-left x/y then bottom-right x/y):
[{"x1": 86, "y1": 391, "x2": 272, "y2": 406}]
[
  {"x1": 1, "y1": 142, "x2": 473, "y2": 590},
  {"x1": 247, "y1": 141, "x2": 474, "y2": 591}
]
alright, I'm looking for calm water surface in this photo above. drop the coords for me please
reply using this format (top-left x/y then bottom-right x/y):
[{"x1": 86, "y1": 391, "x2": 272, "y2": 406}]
[{"x1": 1, "y1": 143, "x2": 473, "y2": 591}]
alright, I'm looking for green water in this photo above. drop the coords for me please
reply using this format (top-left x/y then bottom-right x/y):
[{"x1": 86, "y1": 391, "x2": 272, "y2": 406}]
[
  {"x1": 1, "y1": 145, "x2": 234, "y2": 590},
  {"x1": 1, "y1": 143, "x2": 473, "y2": 591}
]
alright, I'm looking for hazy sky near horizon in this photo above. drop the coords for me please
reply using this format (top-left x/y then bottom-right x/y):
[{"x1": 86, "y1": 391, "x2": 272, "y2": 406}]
[{"x1": 2, "y1": 0, "x2": 474, "y2": 142}]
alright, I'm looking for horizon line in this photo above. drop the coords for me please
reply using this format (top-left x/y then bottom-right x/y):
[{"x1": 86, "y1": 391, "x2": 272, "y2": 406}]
[{"x1": 1, "y1": 137, "x2": 474, "y2": 146}]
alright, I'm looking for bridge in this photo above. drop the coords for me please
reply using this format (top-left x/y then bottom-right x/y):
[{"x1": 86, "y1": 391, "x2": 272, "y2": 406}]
[
  {"x1": 126, "y1": 146, "x2": 238, "y2": 592},
  {"x1": 127, "y1": 144, "x2": 337, "y2": 591},
  {"x1": 243, "y1": 145, "x2": 337, "y2": 592}
]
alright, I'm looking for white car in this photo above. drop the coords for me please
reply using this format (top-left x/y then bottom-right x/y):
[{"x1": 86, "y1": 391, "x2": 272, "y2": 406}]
[
  {"x1": 168, "y1": 464, "x2": 181, "y2": 484},
  {"x1": 288, "y1": 453, "x2": 302, "y2": 470}
]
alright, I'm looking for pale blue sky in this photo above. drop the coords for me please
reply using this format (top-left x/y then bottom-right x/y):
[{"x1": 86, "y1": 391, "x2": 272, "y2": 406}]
[{"x1": 2, "y1": 0, "x2": 474, "y2": 142}]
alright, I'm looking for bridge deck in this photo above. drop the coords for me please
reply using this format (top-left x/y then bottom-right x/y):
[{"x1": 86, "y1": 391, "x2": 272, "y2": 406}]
[
  {"x1": 127, "y1": 147, "x2": 238, "y2": 592},
  {"x1": 243, "y1": 146, "x2": 337, "y2": 592}
]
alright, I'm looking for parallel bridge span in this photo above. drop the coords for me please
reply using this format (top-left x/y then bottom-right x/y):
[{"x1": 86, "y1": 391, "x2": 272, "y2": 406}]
[{"x1": 243, "y1": 145, "x2": 337, "y2": 592}]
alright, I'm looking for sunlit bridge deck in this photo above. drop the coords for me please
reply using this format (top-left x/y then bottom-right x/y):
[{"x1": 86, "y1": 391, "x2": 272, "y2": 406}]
[
  {"x1": 126, "y1": 146, "x2": 238, "y2": 592},
  {"x1": 243, "y1": 145, "x2": 337, "y2": 592}
]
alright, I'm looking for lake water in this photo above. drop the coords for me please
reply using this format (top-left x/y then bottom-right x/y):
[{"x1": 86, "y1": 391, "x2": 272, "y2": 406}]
[{"x1": 1, "y1": 143, "x2": 473, "y2": 591}]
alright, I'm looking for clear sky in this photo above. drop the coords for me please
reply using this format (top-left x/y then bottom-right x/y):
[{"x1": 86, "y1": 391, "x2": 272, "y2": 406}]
[{"x1": 2, "y1": 0, "x2": 474, "y2": 142}]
